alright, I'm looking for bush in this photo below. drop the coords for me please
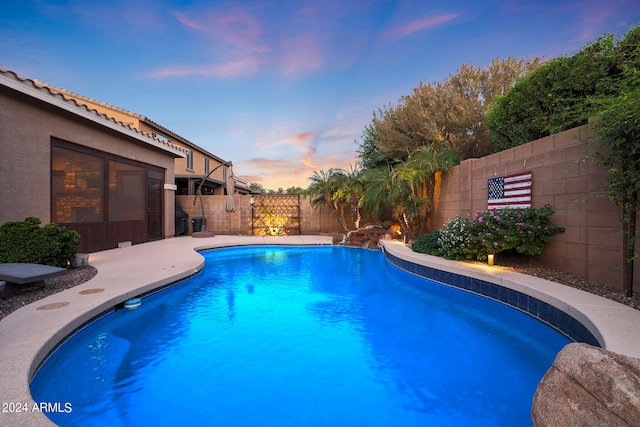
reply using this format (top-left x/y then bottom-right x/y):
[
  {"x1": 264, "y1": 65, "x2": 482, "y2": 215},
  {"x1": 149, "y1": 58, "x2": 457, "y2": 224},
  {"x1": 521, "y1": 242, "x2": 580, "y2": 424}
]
[
  {"x1": 413, "y1": 205, "x2": 564, "y2": 261},
  {"x1": 0, "y1": 217, "x2": 80, "y2": 267},
  {"x1": 465, "y1": 205, "x2": 564, "y2": 260},
  {"x1": 436, "y1": 216, "x2": 476, "y2": 260},
  {"x1": 411, "y1": 231, "x2": 442, "y2": 255}
]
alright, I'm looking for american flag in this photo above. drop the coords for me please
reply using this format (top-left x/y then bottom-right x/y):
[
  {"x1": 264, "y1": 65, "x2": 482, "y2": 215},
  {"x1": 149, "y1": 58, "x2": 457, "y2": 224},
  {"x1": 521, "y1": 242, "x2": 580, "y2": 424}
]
[{"x1": 487, "y1": 171, "x2": 532, "y2": 210}]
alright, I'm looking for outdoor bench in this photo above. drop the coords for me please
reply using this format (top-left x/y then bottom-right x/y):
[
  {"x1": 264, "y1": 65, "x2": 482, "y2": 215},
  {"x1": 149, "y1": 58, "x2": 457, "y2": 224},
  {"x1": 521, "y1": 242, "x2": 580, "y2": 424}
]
[{"x1": 0, "y1": 263, "x2": 66, "y2": 298}]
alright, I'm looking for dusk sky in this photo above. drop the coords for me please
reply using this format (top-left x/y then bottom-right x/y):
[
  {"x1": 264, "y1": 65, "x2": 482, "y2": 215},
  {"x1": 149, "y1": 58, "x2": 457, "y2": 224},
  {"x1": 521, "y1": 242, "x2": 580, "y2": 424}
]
[{"x1": 2, "y1": 1, "x2": 640, "y2": 189}]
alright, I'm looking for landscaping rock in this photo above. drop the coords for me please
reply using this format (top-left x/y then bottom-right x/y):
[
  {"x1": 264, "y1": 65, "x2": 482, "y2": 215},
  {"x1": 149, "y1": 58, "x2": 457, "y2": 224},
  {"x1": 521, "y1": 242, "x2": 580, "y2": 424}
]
[
  {"x1": 332, "y1": 232, "x2": 345, "y2": 245},
  {"x1": 343, "y1": 223, "x2": 391, "y2": 249},
  {"x1": 532, "y1": 343, "x2": 640, "y2": 426}
]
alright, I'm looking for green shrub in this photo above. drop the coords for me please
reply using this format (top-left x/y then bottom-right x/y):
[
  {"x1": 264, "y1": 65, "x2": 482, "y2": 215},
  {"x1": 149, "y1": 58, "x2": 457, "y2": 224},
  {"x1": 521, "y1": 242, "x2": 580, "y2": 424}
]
[
  {"x1": 411, "y1": 231, "x2": 442, "y2": 255},
  {"x1": 465, "y1": 205, "x2": 564, "y2": 260},
  {"x1": 0, "y1": 217, "x2": 80, "y2": 267},
  {"x1": 413, "y1": 205, "x2": 564, "y2": 261},
  {"x1": 437, "y1": 216, "x2": 476, "y2": 260}
]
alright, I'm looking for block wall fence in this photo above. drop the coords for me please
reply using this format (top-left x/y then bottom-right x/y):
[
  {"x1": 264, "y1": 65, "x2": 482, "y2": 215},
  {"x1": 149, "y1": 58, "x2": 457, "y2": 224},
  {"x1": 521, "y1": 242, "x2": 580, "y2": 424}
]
[
  {"x1": 176, "y1": 122, "x2": 635, "y2": 293},
  {"x1": 429, "y1": 123, "x2": 636, "y2": 292},
  {"x1": 175, "y1": 195, "x2": 345, "y2": 237}
]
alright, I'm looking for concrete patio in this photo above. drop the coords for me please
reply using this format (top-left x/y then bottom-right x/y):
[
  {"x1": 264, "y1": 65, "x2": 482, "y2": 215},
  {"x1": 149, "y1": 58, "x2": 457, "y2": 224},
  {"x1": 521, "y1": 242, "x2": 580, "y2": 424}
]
[{"x1": 1, "y1": 235, "x2": 639, "y2": 426}]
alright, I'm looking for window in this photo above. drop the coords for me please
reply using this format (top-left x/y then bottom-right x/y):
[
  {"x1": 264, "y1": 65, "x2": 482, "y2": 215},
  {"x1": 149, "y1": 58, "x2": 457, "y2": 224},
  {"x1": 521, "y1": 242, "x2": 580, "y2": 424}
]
[
  {"x1": 52, "y1": 140, "x2": 164, "y2": 224},
  {"x1": 186, "y1": 150, "x2": 194, "y2": 171},
  {"x1": 52, "y1": 146, "x2": 104, "y2": 223},
  {"x1": 204, "y1": 157, "x2": 210, "y2": 175}
]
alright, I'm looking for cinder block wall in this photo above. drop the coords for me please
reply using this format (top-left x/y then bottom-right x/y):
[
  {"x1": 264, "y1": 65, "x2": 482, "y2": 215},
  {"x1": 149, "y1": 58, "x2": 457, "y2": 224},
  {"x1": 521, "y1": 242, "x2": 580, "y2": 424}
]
[
  {"x1": 430, "y1": 123, "x2": 633, "y2": 291},
  {"x1": 176, "y1": 195, "x2": 344, "y2": 236}
]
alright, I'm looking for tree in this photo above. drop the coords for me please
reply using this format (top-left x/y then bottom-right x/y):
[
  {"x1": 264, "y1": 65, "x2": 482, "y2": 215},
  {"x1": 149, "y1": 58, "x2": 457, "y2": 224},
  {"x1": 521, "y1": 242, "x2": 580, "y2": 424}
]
[
  {"x1": 362, "y1": 148, "x2": 460, "y2": 240},
  {"x1": 249, "y1": 182, "x2": 266, "y2": 193},
  {"x1": 446, "y1": 57, "x2": 542, "y2": 158},
  {"x1": 358, "y1": 56, "x2": 541, "y2": 167},
  {"x1": 486, "y1": 29, "x2": 630, "y2": 151},
  {"x1": 307, "y1": 167, "x2": 366, "y2": 231},
  {"x1": 370, "y1": 95, "x2": 429, "y2": 161},
  {"x1": 591, "y1": 90, "x2": 640, "y2": 297},
  {"x1": 285, "y1": 186, "x2": 306, "y2": 195},
  {"x1": 307, "y1": 169, "x2": 350, "y2": 232},
  {"x1": 332, "y1": 165, "x2": 365, "y2": 230},
  {"x1": 355, "y1": 123, "x2": 387, "y2": 170}
]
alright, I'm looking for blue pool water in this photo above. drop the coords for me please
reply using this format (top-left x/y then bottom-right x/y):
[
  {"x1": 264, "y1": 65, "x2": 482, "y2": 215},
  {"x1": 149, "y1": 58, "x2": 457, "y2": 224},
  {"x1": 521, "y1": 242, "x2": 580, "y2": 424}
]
[{"x1": 31, "y1": 246, "x2": 570, "y2": 426}]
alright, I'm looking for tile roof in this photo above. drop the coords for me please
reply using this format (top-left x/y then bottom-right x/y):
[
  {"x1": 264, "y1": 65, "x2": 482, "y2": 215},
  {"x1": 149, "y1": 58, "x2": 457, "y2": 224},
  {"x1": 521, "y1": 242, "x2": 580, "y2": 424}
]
[
  {"x1": 0, "y1": 68, "x2": 188, "y2": 158},
  {"x1": 32, "y1": 79, "x2": 228, "y2": 164}
]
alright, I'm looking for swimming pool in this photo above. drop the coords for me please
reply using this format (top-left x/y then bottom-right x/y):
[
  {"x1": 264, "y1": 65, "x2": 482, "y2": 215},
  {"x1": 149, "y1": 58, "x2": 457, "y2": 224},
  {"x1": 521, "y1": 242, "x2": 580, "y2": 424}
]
[{"x1": 31, "y1": 245, "x2": 570, "y2": 426}]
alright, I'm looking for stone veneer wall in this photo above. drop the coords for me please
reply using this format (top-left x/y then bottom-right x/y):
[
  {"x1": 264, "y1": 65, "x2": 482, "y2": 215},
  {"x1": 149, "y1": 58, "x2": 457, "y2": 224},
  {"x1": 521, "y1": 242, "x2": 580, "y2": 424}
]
[
  {"x1": 176, "y1": 195, "x2": 344, "y2": 236},
  {"x1": 429, "y1": 123, "x2": 635, "y2": 292}
]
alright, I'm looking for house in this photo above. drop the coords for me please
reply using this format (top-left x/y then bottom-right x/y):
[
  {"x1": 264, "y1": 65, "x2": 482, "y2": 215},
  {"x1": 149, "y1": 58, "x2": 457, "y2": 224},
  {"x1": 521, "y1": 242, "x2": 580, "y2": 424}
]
[
  {"x1": 0, "y1": 68, "x2": 187, "y2": 253},
  {"x1": 31, "y1": 82, "x2": 252, "y2": 197}
]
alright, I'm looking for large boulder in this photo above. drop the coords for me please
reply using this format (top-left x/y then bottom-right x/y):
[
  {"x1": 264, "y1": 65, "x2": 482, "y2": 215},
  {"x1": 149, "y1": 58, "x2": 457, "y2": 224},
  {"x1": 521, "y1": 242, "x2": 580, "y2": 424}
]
[
  {"x1": 532, "y1": 343, "x2": 640, "y2": 426},
  {"x1": 343, "y1": 223, "x2": 392, "y2": 249},
  {"x1": 332, "y1": 232, "x2": 345, "y2": 245}
]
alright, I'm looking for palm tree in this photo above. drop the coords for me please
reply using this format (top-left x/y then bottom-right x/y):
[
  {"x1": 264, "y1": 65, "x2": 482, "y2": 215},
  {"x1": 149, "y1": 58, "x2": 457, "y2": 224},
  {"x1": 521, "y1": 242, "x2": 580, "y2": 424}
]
[
  {"x1": 363, "y1": 147, "x2": 460, "y2": 240},
  {"x1": 307, "y1": 169, "x2": 349, "y2": 232},
  {"x1": 332, "y1": 165, "x2": 365, "y2": 230}
]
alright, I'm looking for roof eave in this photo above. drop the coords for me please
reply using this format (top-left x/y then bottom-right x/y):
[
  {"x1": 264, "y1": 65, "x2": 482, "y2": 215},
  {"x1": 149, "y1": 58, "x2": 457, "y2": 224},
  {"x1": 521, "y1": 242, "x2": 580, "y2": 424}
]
[{"x1": 1, "y1": 70, "x2": 187, "y2": 159}]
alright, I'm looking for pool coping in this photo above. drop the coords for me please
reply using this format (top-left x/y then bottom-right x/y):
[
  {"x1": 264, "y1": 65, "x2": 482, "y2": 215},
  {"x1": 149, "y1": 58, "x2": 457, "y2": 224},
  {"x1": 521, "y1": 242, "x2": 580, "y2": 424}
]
[
  {"x1": 380, "y1": 240, "x2": 640, "y2": 357},
  {"x1": 1, "y1": 236, "x2": 639, "y2": 426}
]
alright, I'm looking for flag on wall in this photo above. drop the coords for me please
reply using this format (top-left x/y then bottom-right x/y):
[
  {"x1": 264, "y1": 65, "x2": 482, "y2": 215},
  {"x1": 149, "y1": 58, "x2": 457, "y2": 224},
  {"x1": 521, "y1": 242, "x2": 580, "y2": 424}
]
[{"x1": 487, "y1": 171, "x2": 532, "y2": 210}]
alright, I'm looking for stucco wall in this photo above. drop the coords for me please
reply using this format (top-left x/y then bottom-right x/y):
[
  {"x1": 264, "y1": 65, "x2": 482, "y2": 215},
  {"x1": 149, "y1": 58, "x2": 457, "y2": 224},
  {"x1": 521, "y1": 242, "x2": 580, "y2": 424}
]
[
  {"x1": 430, "y1": 123, "x2": 632, "y2": 291},
  {"x1": 0, "y1": 87, "x2": 178, "y2": 240}
]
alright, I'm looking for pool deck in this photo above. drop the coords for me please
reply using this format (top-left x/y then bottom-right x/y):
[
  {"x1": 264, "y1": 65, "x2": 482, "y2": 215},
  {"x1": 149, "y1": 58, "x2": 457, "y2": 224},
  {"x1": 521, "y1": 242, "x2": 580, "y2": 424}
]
[{"x1": 2, "y1": 235, "x2": 640, "y2": 426}]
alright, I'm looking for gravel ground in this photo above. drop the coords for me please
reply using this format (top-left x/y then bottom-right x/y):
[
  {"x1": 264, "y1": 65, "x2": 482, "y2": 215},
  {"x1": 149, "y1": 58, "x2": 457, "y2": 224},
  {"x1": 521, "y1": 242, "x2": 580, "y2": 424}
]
[
  {"x1": 0, "y1": 266, "x2": 98, "y2": 321},
  {"x1": 1, "y1": 258, "x2": 638, "y2": 321},
  {"x1": 467, "y1": 254, "x2": 640, "y2": 311}
]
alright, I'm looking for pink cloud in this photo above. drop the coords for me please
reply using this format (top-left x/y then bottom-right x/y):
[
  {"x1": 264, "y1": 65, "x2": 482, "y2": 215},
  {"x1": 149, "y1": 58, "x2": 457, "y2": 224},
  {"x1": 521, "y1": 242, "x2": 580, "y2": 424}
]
[
  {"x1": 568, "y1": 0, "x2": 634, "y2": 42},
  {"x1": 300, "y1": 147, "x2": 318, "y2": 169},
  {"x1": 173, "y1": 8, "x2": 268, "y2": 53},
  {"x1": 235, "y1": 139, "x2": 356, "y2": 189},
  {"x1": 278, "y1": 36, "x2": 325, "y2": 75},
  {"x1": 239, "y1": 158, "x2": 299, "y2": 172},
  {"x1": 157, "y1": 7, "x2": 271, "y2": 79},
  {"x1": 155, "y1": 4, "x2": 332, "y2": 79},
  {"x1": 384, "y1": 13, "x2": 460, "y2": 41},
  {"x1": 236, "y1": 157, "x2": 311, "y2": 189},
  {"x1": 277, "y1": 131, "x2": 316, "y2": 146},
  {"x1": 148, "y1": 57, "x2": 262, "y2": 78},
  {"x1": 173, "y1": 11, "x2": 207, "y2": 32}
]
